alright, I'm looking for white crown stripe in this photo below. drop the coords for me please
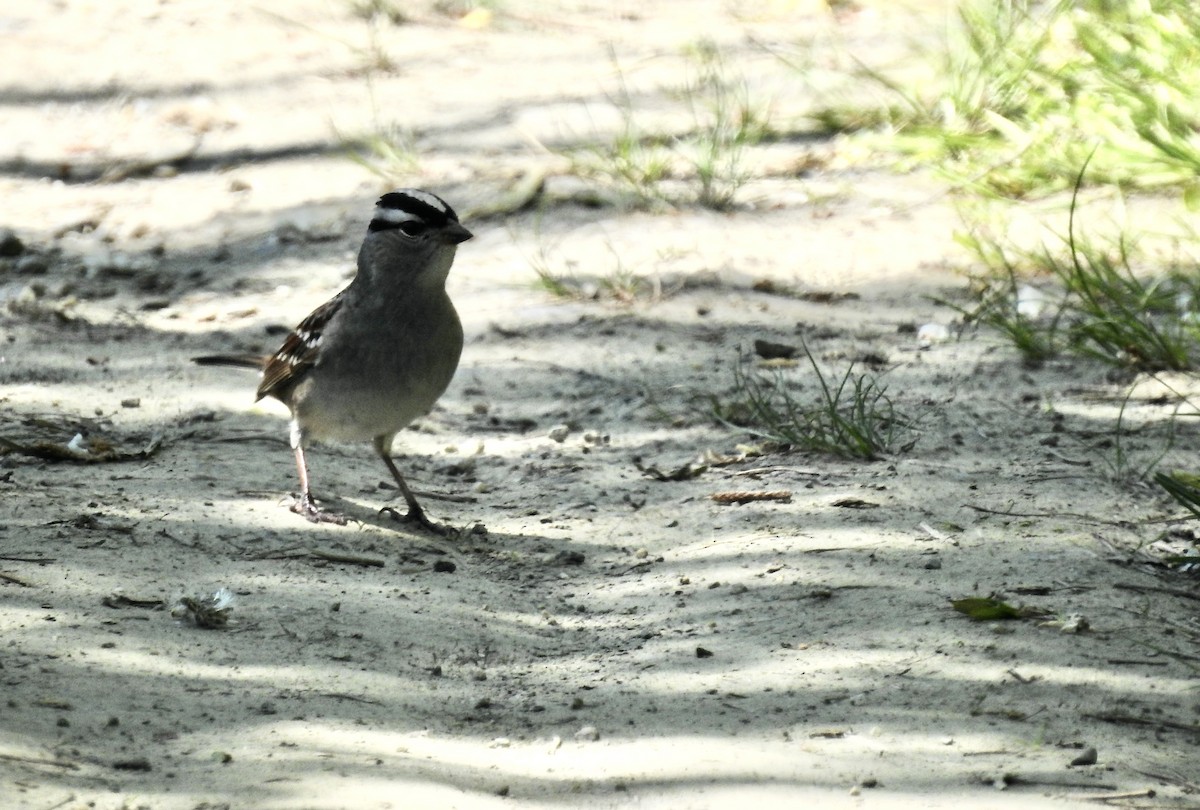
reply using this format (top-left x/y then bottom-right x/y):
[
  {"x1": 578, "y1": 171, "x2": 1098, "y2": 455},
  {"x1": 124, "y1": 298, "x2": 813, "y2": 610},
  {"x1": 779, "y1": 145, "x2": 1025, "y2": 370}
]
[
  {"x1": 372, "y1": 206, "x2": 424, "y2": 223},
  {"x1": 399, "y1": 189, "x2": 449, "y2": 213}
]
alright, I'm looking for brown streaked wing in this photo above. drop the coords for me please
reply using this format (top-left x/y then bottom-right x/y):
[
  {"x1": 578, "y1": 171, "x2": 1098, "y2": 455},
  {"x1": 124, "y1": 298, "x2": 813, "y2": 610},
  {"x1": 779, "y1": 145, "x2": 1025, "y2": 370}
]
[{"x1": 256, "y1": 292, "x2": 346, "y2": 401}]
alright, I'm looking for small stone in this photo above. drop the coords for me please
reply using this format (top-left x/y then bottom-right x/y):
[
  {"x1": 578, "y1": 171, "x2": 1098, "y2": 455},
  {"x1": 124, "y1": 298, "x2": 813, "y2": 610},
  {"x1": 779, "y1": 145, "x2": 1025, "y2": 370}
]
[
  {"x1": 754, "y1": 339, "x2": 797, "y2": 360},
  {"x1": 0, "y1": 229, "x2": 24, "y2": 257},
  {"x1": 917, "y1": 323, "x2": 950, "y2": 347},
  {"x1": 548, "y1": 424, "x2": 570, "y2": 443},
  {"x1": 111, "y1": 758, "x2": 152, "y2": 772},
  {"x1": 546, "y1": 550, "x2": 585, "y2": 566},
  {"x1": 1060, "y1": 613, "x2": 1089, "y2": 634},
  {"x1": 432, "y1": 560, "x2": 456, "y2": 574},
  {"x1": 924, "y1": 557, "x2": 942, "y2": 570},
  {"x1": 1069, "y1": 747, "x2": 1097, "y2": 767},
  {"x1": 695, "y1": 646, "x2": 714, "y2": 658},
  {"x1": 1016, "y1": 284, "x2": 1047, "y2": 318},
  {"x1": 120, "y1": 398, "x2": 141, "y2": 409},
  {"x1": 15, "y1": 255, "x2": 48, "y2": 275},
  {"x1": 15, "y1": 283, "x2": 41, "y2": 304},
  {"x1": 574, "y1": 725, "x2": 600, "y2": 741}
]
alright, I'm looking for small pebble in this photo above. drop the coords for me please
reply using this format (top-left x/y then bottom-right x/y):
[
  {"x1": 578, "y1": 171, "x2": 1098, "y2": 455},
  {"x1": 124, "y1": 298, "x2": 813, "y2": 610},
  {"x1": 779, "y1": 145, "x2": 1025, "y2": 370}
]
[
  {"x1": 15, "y1": 255, "x2": 47, "y2": 275},
  {"x1": 0, "y1": 228, "x2": 24, "y2": 257},
  {"x1": 1015, "y1": 284, "x2": 1047, "y2": 318},
  {"x1": 917, "y1": 322, "x2": 950, "y2": 347},
  {"x1": 1060, "y1": 613, "x2": 1089, "y2": 634},
  {"x1": 111, "y1": 758, "x2": 152, "y2": 772},
  {"x1": 548, "y1": 424, "x2": 570, "y2": 443},
  {"x1": 1070, "y1": 747, "x2": 1098, "y2": 767},
  {"x1": 574, "y1": 725, "x2": 600, "y2": 741}
]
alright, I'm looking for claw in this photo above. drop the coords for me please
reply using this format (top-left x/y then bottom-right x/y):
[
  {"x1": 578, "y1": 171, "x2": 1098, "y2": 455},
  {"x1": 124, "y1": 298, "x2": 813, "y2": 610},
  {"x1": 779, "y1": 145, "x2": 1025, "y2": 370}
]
[
  {"x1": 290, "y1": 493, "x2": 348, "y2": 525},
  {"x1": 380, "y1": 504, "x2": 448, "y2": 535}
]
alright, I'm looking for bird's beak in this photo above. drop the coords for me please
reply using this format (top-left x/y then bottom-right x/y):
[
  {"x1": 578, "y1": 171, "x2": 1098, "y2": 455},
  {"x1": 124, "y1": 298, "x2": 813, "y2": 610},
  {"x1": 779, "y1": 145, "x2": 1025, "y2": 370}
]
[{"x1": 443, "y1": 221, "x2": 473, "y2": 245}]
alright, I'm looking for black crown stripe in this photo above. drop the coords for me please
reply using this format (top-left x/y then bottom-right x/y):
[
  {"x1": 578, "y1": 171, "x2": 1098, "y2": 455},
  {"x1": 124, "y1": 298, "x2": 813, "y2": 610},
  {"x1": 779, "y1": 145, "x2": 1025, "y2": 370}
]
[
  {"x1": 376, "y1": 191, "x2": 458, "y2": 228},
  {"x1": 368, "y1": 219, "x2": 408, "y2": 233}
]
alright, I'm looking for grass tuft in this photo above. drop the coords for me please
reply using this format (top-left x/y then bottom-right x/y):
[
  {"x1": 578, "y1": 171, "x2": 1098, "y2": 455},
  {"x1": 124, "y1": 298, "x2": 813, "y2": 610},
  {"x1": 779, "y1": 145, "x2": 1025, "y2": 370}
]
[
  {"x1": 711, "y1": 346, "x2": 910, "y2": 461},
  {"x1": 954, "y1": 157, "x2": 1200, "y2": 372},
  {"x1": 806, "y1": 1, "x2": 1200, "y2": 198},
  {"x1": 341, "y1": 119, "x2": 419, "y2": 184},
  {"x1": 571, "y1": 40, "x2": 770, "y2": 210}
]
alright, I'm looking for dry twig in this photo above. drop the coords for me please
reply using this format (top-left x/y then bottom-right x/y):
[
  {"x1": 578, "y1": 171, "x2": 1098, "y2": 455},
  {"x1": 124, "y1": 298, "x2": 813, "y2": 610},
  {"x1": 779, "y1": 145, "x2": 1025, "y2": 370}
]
[{"x1": 711, "y1": 490, "x2": 792, "y2": 504}]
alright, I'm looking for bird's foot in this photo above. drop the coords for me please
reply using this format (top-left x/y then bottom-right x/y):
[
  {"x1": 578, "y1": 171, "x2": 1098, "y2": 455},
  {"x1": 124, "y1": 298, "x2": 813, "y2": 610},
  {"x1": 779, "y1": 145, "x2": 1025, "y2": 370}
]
[
  {"x1": 380, "y1": 503, "x2": 449, "y2": 536},
  {"x1": 290, "y1": 493, "x2": 348, "y2": 525}
]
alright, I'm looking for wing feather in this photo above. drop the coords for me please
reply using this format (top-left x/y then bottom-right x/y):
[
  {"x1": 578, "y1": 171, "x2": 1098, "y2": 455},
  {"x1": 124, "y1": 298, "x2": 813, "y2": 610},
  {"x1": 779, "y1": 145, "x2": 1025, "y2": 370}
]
[{"x1": 256, "y1": 292, "x2": 345, "y2": 401}]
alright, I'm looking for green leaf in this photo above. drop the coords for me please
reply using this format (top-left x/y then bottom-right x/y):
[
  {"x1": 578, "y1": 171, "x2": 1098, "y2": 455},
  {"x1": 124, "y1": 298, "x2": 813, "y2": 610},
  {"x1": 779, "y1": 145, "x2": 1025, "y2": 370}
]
[
  {"x1": 1155, "y1": 470, "x2": 1200, "y2": 519},
  {"x1": 952, "y1": 597, "x2": 1022, "y2": 621},
  {"x1": 1183, "y1": 182, "x2": 1200, "y2": 212}
]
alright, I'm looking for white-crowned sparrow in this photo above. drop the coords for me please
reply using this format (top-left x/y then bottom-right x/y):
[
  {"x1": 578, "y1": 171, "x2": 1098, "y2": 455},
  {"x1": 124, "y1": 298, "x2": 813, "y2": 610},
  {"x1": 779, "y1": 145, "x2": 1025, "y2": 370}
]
[{"x1": 195, "y1": 189, "x2": 471, "y2": 532}]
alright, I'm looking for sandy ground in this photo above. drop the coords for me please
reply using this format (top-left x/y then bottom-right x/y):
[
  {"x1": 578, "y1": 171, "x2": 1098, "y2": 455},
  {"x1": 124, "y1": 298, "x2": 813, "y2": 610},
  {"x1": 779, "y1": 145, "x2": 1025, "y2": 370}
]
[{"x1": 1, "y1": 2, "x2": 1198, "y2": 808}]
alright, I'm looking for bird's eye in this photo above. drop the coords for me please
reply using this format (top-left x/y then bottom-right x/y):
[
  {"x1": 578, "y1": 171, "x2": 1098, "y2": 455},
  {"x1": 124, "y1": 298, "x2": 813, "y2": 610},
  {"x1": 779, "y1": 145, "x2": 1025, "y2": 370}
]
[{"x1": 398, "y1": 220, "x2": 427, "y2": 237}]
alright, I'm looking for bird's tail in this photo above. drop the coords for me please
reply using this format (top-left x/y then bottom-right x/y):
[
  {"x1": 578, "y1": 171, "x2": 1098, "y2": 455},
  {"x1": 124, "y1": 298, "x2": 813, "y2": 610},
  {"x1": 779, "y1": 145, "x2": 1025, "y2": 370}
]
[{"x1": 192, "y1": 355, "x2": 264, "y2": 370}]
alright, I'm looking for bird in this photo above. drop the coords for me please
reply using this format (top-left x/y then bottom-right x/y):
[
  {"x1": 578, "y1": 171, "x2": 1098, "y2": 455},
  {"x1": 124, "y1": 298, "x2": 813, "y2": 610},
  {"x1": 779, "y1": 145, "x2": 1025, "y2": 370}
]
[{"x1": 195, "y1": 189, "x2": 471, "y2": 533}]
